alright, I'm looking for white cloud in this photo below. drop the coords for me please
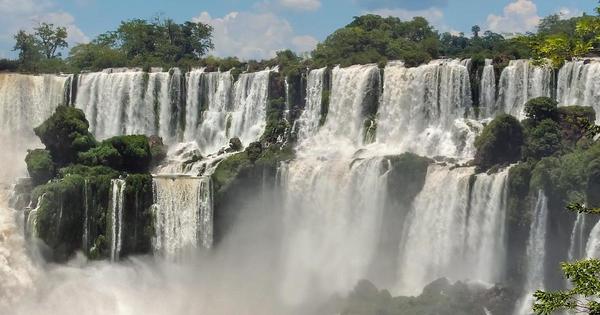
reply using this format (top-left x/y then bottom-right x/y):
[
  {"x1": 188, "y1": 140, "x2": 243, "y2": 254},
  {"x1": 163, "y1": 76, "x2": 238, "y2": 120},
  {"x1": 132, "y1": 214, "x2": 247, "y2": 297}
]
[
  {"x1": 0, "y1": 0, "x2": 88, "y2": 56},
  {"x1": 279, "y1": 0, "x2": 321, "y2": 11},
  {"x1": 366, "y1": 7, "x2": 448, "y2": 31},
  {"x1": 194, "y1": 11, "x2": 318, "y2": 60},
  {"x1": 486, "y1": 0, "x2": 540, "y2": 34}
]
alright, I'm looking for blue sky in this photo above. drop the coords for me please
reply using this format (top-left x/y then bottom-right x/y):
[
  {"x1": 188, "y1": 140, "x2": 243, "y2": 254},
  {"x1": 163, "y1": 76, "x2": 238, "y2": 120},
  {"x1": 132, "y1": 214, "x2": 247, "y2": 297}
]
[{"x1": 0, "y1": 0, "x2": 597, "y2": 59}]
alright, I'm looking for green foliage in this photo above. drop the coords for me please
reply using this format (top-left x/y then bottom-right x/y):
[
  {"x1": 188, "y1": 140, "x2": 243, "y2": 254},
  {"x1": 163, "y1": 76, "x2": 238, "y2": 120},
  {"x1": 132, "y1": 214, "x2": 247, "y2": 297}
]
[
  {"x1": 79, "y1": 135, "x2": 152, "y2": 173},
  {"x1": 474, "y1": 114, "x2": 524, "y2": 172},
  {"x1": 558, "y1": 106, "x2": 597, "y2": 147},
  {"x1": 312, "y1": 15, "x2": 439, "y2": 67},
  {"x1": 261, "y1": 97, "x2": 288, "y2": 144},
  {"x1": 35, "y1": 23, "x2": 68, "y2": 59},
  {"x1": 34, "y1": 106, "x2": 96, "y2": 166},
  {"x1": 524, "y1": 97, "x2": 559, "y2": 123},
  {"x1": 534, "y1": 259, "x2": 600, "y2": 314},
  {"x1": 523, "y1": 119, "x2": 563, "y2": 160},
  {"x1": 12, "y1": 23, "x2": 69, "y2": 72},
  {"x1": 25, "y1": 149, "x2": 56, "y2": 185}
]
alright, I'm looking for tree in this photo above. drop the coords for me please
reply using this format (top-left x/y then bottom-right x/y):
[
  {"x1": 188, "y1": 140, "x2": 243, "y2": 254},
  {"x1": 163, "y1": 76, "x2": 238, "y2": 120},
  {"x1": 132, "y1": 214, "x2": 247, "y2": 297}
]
[
  {"x1": 472, "y1": 25, "x2": 481, "y2": 38},
  {"x1": 13, "y1": 30, "x2": 41, "y2": 69},
  {"x1": 34, "y1": 23, "x2": 68, "y2": 59}
]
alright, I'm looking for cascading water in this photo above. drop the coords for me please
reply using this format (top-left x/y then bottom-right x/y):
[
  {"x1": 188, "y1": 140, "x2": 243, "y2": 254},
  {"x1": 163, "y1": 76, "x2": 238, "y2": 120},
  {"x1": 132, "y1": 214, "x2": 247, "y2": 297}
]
[
  {"x1": 109, "y1": 179, "x2": 126, "y2": 261},
  {"x1": 557, "y1": 60, "x2": 600, "y2": 123},
  {"x1": 396, "y1": 165, "x2": 510, "y2": 295},
  {"x1": 568, "y1": 213, "x2": 587, "y2": 260},
  {"x1": 496, "y1": 60, "x2": 553, "y2": 119},
  {"x1": 374, "y1": 60, "x2": 478, "y2": 159},
  {"x1": 296, "y1": 67, "x2": 326, "y2": 143},
  {"x1": 480, "y1": 59, "x2": 497, "y2": 117},
  {"x1": 514, "y1": 191, "x2": 549, "y2": 315},
  {"x1": 0, "y1": 73, "x2": 70, "y2": 180},
  {"x1": 152, "y1": 176, "x2": 213, "y2": 260}
]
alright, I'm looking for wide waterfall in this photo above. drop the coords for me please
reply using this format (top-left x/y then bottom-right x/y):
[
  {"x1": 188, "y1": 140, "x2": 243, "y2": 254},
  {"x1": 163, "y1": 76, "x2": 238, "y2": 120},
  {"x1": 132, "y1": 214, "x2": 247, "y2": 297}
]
[
  {"x1": 109, "y1": 179, "x2": 126, "y2": 261},
  {"x1": 75, "y1": 67, "x2": 270, "y2": 153},
  {"x1": 514, "y1": 191, "x2": 549, "y2": 315},
  {"x1": 375, "y1": 60, "x2": 477, "y2": 158},
  {"x1": 396, "y1": 165, "x2": 509, "y2": 295},
  {"x1": 496, "y1": 60, "x2": 553, "y2": 119},
  {"x1": 152, "y1": 176, "x2": 213, "y2": 260}
]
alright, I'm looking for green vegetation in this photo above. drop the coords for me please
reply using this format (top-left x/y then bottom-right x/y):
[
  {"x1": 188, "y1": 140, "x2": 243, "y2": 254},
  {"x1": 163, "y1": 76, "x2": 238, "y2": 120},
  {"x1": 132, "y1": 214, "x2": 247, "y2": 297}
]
[
  {"x1": 12, "y1": 23, "x2": 70, "y2": 73},
  {"x1": 474, "y1": 114, "x2": 524, "y2": 172},
  {"x1": 25, "y1": 149, "x2": 56, "y2": 185}
]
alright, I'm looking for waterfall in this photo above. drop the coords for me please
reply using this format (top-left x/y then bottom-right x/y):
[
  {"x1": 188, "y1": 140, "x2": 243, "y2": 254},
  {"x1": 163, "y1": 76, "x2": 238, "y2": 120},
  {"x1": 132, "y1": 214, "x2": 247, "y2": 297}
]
[
  {"x1": 82, "y1": 179, "x2": 90, "y2": 253},
  {"x1": 375, "y1": 60, "x2": 476, "y2": 159},
  {"x1": 557, "y1": 60, "x2": 600, "y2": 123},
  {"x1": 396, "y1": 165, "x2": 509, "y2": 295},
  {"x1": 496, "y1": 60, "x2": 553, "y2": 119},
  {"x1": 480, "y1": 59, "x2": 496, "y2": 117},
  {"x1": 296, "y1": 67, "x2": 326, "y2": 143},
  {"x1": 25, "y1": 195, "x2": 45, "y2": 239},
  {"x1": 109, "y1": 179, "x2": 126, "y2": 261},
  {"x1": 0, "y1": 73, "x2": 70, "y2": 180},
  {"x1": 183, "y1": 70, "x2": 234, "y2": 154},
  {"x1": 299, "y1": 64, "x2": 379, "y2": 153},
  {"x1": 75, "y1": 68, "x2": 182, "y2": 142},
  {"x1": 152, "y1": 176, "x2": 213, "y2": 260},
  {"x1": 568, "y1": 213, "x2": 587, "y2": 260},
  {"x1": 279, "y1": 157, "x2": 388, "y2": 304},
  {"x1": 514, "y1": 191, "x2": 549, "y2": 315}
]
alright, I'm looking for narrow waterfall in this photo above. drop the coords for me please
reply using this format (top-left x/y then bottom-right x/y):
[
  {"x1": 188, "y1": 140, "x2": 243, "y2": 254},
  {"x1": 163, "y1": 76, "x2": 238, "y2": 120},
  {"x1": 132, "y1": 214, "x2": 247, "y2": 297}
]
[
  {"x1": 514, "y1": 191, "x2": 549, "y2": 315},
  {"x1": 375, "y1": 60, "x2": 477, "y2": 159},
  {"x1": 183, "y1": 70, "x2": 234, "y2": 154},
  {"x1": 82, "y1": 179, "x2": 90, "y2": 253},
  {"x1": 75, "y1": 68, "x2": 182, "y2": 142},
  {"x1": 229, "y1": 69, "x2": 271, "y2": 148},
  {"x1": 557, "y1": 60, "x2": 600, "y2": 123},
  {"x1": 480, "y1": 59, "x2": 496, "y2": 117},
  {"x1": 152, "y1": 176, "x2": 213, "y2": 260},
  {"x1": 396, "y1": 165, "x2": 509, "y2": 295},
  {"x1": 25, "y1": 195, "x2": 45, "y2": 239},
  {"x1": 296, "y1": 67, "x2": 326, "y2": 143},
  {"x1": 568, "y1": 213, "x2": 587, "y2": 260},
  {"x1": 585, "y1": 219, "x2": 600, "y2": 258},
  {"x1": 109, "y1": 179, "x2": 126, "y2": 261},
  {"x1": 279, "y1": 157, "x2": 388, "y2": 305},
  {"x1": 496, "y1": 60, "x2": 553, "y2": 119}
]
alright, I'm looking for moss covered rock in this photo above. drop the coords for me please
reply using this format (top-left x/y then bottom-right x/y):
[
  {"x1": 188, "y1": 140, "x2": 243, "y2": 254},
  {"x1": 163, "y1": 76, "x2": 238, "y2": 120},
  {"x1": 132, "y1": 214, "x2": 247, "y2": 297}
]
[
  {"x1": 79, "y1": 135, "x2": 152, "y2": 173},
  {"x1": 34, "y1": 106, "x2": 96, "y2": 166},
  {"x1": 523, "y1": 119, "x2": 563, "y2": 160},
  {"x1": 474, "y1": 114, "x2": 524, "y2": 172},
  {"x1": 25, "y1": 149, "x2": 56, "y2": 185}
]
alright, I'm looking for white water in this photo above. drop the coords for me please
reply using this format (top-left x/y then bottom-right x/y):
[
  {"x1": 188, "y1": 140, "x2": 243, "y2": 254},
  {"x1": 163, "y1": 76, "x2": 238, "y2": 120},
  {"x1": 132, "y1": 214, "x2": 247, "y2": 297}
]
[
  {"x1": 152, "y1": 176, "x2": 213, "y2": 260},
  {"x1": 109, "y1": 179, "x2": 126, "y2": 261},
  {"x1": 514, "y1": 191, "x2": 549, "y2": 315},
  {"x1": 496, "y1": 60, "x2": 553, "y2": 119},
  {"x1": 568, "y1": 213, "x2": 587, "y2": 260},
  {"x1": 0, "y1": 73, "x2": 70, "y2": 181},
  {"x1": 480, "y1": 59, "x2": 496, "y2": 117},
  {"x1": 396, "y1": 165, "x2": 509, "y2": 295},
  {"x1": 557, "y1": 60, "x2": 600, "y2": 123},
  {"x1": 296, "y1": 67, "x2": 326, "y2": 143},
  {"x1": 375, "y1": 60, "x2": 477, "y2": 159}
]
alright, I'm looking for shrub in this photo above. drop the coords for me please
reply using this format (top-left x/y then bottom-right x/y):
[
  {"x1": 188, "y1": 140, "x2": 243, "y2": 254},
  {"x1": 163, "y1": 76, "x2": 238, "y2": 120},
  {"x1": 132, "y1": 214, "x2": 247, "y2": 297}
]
[
  {"x1": 474, "y1": 114, "x2": 524, "y2": 172},
  {"x1": 523, "y1": 119, "x2": 563, "y2": 160},
  {"x1": 524, "y1": 97, "x2": 559, "y2": 123},
  {"x1": 25, "y1": 149, "x2": 56, "y2": 185}
]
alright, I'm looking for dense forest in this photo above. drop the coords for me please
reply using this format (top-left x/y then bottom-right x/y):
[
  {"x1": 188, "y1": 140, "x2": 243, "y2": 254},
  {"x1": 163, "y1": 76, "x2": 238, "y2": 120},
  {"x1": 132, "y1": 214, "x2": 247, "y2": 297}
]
[{"x1": 1, "y1": 6, "x2": 599, "y2": 74}]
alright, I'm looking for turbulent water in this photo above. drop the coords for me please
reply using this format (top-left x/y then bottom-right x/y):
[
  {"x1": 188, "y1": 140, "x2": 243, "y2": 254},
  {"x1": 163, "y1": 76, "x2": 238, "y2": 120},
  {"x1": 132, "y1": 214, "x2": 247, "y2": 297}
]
[{"x1": 2, "y1": 59, "x2": 600, "y2": 314}]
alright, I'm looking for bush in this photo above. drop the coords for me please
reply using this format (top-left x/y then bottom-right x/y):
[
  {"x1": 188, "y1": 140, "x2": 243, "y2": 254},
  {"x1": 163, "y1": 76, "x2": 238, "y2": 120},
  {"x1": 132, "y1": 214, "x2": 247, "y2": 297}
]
[
  {"x1": 474, "y1": 114, "x2": 524, "y2": 172},
  {"x1": 523, "y1": 119, "x2": 563, "y2": 160},
  {"x1": 558, "y1": 106, "x2": 596, "y2": 147},
  {"x1": 78, "y1": 135, "x2": 151, "y2": 173},
  {"x1": 524, "y1": 97, "x2": 559, "y2": 123},
  {"x1": 34, "y1": 106, "x2": 96, "y2": 166},
  {"x1": 25, "y1": 149, "x2": 56, "y2": 185}
]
